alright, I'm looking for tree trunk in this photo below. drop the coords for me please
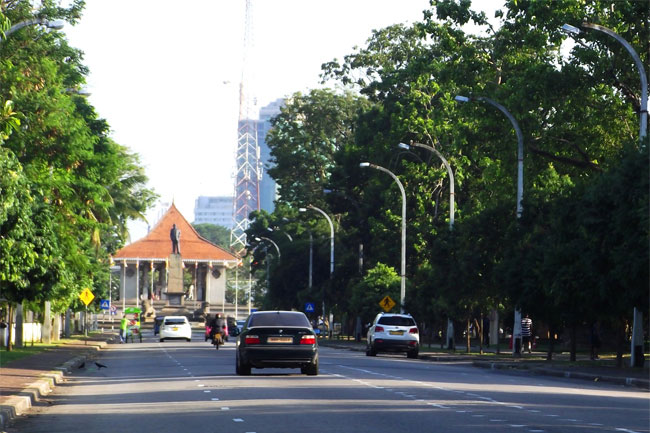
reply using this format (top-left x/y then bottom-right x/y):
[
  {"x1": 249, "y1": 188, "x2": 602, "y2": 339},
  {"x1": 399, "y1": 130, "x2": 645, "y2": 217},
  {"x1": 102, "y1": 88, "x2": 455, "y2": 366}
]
[
  {"x1": 546, "y1": 325, "x2": 555, "y2": 361},
  {"x1": 615, "y1": 318, "x2": 626, "y2": 368},
  {"x1": 569, "y1": 324, "x2": 577, "y2": 362},
  {"x1": 466, "y1": 318, "x2": 471, "y2": 353},
  {"x1": 474, "y1": 316, "x2": 483, "y2": 355},
  {"x1": 6, "y1": 304, "x2": 13, "y2": 352}
]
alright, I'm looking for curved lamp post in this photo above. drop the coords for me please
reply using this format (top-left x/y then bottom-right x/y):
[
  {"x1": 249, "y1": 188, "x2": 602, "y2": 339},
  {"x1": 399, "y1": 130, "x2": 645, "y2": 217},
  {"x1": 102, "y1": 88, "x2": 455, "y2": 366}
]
[
  {"x1": 398, "y1": 141, "x2": 455, "y2": 230},
  {"x1": 299, "y1": 205, "x2": 334, "y2": 324},
  {"x1": 455, "y1": 95, "x2": 524, "y2": 218},
  {"x1": 254, "y1": 236, "x2": 281, "y2": 260},
  {"x1": 324, "y1": 188, "x2": 364, "y2": 274},
  {"x1": 360, "y1": 162, "x2": 407, "y2": 313},
  {"x1": 562, "y1": 22, "x2": 647, "y2": 143},
  {"x1": 3, "y1": 18, "x2": 64, "y2": 40},
  {"x1": 562, "y1": 22, "x2": 648, "y2": 366},
  {"x1": 455, "y1": 95, "x2": 524, "y2": 356}
]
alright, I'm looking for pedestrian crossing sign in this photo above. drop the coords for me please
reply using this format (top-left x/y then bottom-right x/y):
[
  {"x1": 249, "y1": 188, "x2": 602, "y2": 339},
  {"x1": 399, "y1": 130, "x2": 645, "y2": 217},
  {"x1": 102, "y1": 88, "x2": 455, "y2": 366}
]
[
  {"x1": 99, "y1": 299, "x2": 110, "y2": 310},
  {"x1": 79, "y1": 288, "x2": 95, "y2": 306},
  {"x1": 305, "y1": 302, "x2": 315, "y2": 313},
  {"x1": 379, "y1": 295, "x2": 396, "y2": 312}
]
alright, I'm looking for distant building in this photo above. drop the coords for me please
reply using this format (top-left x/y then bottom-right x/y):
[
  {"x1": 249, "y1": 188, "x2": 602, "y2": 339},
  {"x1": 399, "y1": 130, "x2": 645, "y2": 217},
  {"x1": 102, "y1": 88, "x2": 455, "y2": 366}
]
[
  {"x1": 257, "y1": 98, "x2": 284, "y2": 213},
  {"x1": 194, "y1": 196, "x2": 233, "y2": 228}
]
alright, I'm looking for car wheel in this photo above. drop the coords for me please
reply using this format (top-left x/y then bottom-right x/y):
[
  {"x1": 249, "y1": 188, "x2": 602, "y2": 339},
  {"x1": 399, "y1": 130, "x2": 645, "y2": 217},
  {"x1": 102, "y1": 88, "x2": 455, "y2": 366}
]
[
  {"x1": 236, "y1": 353, "x2": 251, "y2": 376},
  {"x1": 159, "y1": 338, "x2": 164, "y2": 342},
  {"x1": 301, "y1": 358, "x2": 319, "y2": 376},
  {"x1": 407, "y1": 349, "x2": 419, "y2": 359},
  {"x1": 186, "y1": 338, "x2": 191, "y2": 342},
  {"x1": 366, "y1": 342, "x2": 377, "y2": 356}
]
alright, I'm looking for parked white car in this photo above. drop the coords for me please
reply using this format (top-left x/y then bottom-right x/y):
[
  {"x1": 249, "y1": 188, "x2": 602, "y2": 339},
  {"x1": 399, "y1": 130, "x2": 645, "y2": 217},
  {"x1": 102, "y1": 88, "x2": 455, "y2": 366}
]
[
  {"x1": 366, "y1": 313, "x2": 419, "y2": 358},
  {"x1": 159, "y1": 316, "x2": 192, "y2": 342}
]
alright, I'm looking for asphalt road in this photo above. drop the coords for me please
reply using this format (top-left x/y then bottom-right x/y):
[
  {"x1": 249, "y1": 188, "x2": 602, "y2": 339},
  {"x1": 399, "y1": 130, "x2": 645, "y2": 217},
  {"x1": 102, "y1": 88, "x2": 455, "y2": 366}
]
[{"x1": 9, "y1": 330, "x2": 649, "y2": 433}]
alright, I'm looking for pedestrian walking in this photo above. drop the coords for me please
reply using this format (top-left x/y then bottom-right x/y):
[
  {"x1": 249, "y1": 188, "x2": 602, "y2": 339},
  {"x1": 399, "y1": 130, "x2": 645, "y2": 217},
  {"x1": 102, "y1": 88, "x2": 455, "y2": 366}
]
[
  {"x1": 119, "y1": 314, "x2": 127, "y2": 343},
  {"x1": 521, "y1": 314, "x2": 532, "y2": 353}
]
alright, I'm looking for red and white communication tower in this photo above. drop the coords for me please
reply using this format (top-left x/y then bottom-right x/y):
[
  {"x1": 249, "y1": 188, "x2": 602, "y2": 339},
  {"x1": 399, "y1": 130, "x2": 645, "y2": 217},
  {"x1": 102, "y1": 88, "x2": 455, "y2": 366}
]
[{"x1": 230, "y1": 0, "x2": 260, "y2": 256}]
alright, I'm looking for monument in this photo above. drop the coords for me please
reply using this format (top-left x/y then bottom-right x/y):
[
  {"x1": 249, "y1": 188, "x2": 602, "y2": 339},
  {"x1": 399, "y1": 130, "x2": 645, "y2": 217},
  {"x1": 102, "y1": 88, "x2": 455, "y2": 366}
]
[{"x1": 166, "y1": 223, "x2": 184, "y2": 305}]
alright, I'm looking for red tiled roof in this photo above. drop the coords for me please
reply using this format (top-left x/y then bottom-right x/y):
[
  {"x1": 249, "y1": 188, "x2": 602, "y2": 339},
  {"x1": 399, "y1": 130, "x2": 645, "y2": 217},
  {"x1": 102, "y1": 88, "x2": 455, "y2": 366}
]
[{"x1": 114, "y1": 203, "x2": 238, "y2": 262}]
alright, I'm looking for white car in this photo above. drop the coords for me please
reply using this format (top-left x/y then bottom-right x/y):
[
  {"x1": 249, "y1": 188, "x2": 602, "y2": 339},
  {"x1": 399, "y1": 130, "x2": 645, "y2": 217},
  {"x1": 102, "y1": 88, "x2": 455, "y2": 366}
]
[
  {"x1": 159, "y1": 316, "x2": 192, "y2": 342},
  {"x1": 366, "y1": 313, "x2": 419, "y2": 358}
]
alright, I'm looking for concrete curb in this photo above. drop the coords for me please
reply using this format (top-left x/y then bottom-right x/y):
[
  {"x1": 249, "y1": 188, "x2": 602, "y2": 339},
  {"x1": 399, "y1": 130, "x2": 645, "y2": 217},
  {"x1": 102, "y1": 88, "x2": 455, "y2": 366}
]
[
  {"x1": 319, "y1": 341, "x2": 649, "y2": 391},
  {"x1": 0, "y1": 340, "x2": 110, "y2": 432},
  {"x1": 473, "y1": 361, "x2": 650, "y2": 390}
]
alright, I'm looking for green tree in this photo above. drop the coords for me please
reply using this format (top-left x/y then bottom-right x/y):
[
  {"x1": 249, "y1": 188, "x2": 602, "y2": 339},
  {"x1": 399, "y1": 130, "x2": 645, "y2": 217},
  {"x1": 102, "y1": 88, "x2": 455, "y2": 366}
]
[{"x1": 193, "y1": 223, "x2": 231, "y2": 250}]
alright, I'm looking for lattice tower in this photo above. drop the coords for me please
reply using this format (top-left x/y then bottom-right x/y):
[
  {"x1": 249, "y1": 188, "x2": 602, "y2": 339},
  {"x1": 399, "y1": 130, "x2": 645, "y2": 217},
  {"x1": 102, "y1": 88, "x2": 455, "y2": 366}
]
[{"x1": 230, "y1": 0, "x2": 260, "y2": 256}]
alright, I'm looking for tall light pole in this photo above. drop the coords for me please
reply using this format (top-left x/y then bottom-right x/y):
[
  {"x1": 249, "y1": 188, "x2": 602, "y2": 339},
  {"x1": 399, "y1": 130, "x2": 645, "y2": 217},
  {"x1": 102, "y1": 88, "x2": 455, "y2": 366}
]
[
  {"x1": 561, "y1": 22, "x2": 647, "y2": 143},
  {"x1": 324, "y1": 188, "x2": 364, "y2": 274},
  {"x1": 299, "y1": 205, "x2": 334, "y2": 327},
  {"x1": 360, "y1": 162, "x2": 407, "y2": 313},
  {"x1": 398, "y1": 142, "x2": 455, "y2": 230},
  {"x1": 562, "y1": 22, "x2": 648, "y2": 366},
  {"x1": 2, "y1": 18, "x2": 64, "y2": 40},
  {"x1": 455, "y1": 94, "x2": 524, "y2": 356},
  {"x1": 255, "y1": 236, "x2": 281, "y2": 260},
  {"x1": 455, "y1": 95, "x2": 524, "y2": 218},
  {"x1": 397, "y1": 141, "x2": 459, "y2": 349}
]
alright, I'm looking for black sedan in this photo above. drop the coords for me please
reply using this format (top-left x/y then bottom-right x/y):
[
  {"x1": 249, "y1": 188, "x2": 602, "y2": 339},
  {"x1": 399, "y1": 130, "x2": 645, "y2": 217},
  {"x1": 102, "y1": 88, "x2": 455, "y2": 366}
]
[{"x1": 236, "y1": 310, "x2": 319, "y2": 376}]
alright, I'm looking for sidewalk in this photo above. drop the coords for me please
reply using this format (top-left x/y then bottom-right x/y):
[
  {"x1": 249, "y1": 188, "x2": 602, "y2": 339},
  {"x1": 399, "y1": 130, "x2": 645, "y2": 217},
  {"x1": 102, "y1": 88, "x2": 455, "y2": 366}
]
[
  {"x1": 0, "y1": 332, "x2": 118, "y2": 431},
  {"x1": 318, "y1": 339, "x2": 650, "y2": 390}
]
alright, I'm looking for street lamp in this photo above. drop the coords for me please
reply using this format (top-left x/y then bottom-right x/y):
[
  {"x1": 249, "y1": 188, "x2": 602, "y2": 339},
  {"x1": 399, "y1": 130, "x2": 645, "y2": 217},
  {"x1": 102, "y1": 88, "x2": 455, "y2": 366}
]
[
  {"x1": 324, "y1": 188, "x2": 364, "y2": 274},
  {"x1": 561, "y1": 22, "x2": 647, "y2": 143},
  {"x1": 455, "y1": 94, "x2": 524, "y2": 356},
  {"x1": 562, "y1": 22, "x2": 648, "y2": 366},
  {"x1": 359, "y1": 162, "x2": 407, "y2": 313},
  {"x1": 3, "y1": 18, "x2": 64, "y2": 40},
  {"x1": 299, "y1": 205, "x2": 334, "y2": 326},
  {"x1": 455, "y1": 94, "x2": 524, "y2": 218},
  {"x1": 267, "y1": 226, "x2": 293, "y2": 242},
  {"x1": 398, "y1": 141, "x2": 455, "y2": 230},
  {"x1": 254, "y1": 236, "x2": 281, "y2": 260}
]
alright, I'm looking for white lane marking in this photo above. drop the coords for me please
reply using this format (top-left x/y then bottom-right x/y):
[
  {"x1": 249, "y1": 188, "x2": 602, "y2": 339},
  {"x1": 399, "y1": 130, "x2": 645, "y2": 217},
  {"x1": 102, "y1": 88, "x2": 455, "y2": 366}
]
[
  {"x1": 203, "y1": 390, "x2": 211, "y2": 393},
  {"x1": 490, "y1": 419, "x2": 506, "y2": 422},
  {"x1": 221, "y1": 407, "x2": 230, "y2": 411},
  {"x1": 528, "y1": 410, "x2": 541, "y2": 413},
  {"x1": 562, "y1": 419, "x2": 579, "y2": 422},
  {"x1": 428, "y1": 403, "x2": 448, "y2": 409},
  {"x1": 544, "y1": 414, "x2": 559, "y2": 417},
  {"x1": 233, "y1": 418, "x2": 244, "y2": 422},
  {"x1": 211, "y1": 398, "x2": 220, "y2": 401},
  {"x1": 509, "y1": 425, "x2": 526, "y2": 428},
  {"x1": 588, "y1": 423, "x2": 603, "y2": 426},
  {"x1": 508, "y1": 405, "x2": 524, "y2": 409},
  {"x1": 616, "y1": 429, "x2": 642, "y2": 433},
  {"x1": 472, "y1": 415, "x2": 485, "y2": 417},
  {"x1": 529, "y1": 430, "x2": 545, "y2": 432}
]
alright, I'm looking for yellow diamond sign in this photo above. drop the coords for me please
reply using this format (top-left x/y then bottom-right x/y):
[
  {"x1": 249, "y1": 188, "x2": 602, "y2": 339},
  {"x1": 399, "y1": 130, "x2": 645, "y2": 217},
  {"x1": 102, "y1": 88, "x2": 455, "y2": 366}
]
[
  {"x1": 79, "y1": 288, "x2": 95, "y2": 306},
  {"x1": 379, "y1": 295, "x2": 396, "y2": 312}
]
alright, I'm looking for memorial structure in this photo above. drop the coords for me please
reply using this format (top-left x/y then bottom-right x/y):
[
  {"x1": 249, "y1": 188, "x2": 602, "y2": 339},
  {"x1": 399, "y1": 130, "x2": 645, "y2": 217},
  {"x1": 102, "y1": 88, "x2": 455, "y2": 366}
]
[{"x1": 113, "y1": 203, "x2": 239, "y2": 313}]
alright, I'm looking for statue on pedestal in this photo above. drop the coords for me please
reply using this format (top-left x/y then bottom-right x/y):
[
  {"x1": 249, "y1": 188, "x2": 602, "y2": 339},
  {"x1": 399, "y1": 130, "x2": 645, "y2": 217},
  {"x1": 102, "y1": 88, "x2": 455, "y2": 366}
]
[{"x1": 170, "y1": 223, "x2": 181, "y2": 254}]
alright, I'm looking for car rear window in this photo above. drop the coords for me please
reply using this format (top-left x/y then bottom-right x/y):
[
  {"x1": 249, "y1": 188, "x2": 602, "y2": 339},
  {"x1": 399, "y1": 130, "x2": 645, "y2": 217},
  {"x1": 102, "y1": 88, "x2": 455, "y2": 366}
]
[
  {"x1": 164, "y1": 318, "x2": 187, "y2": 325},
  {"x1": 248, "y1": 312, "x2": 310, "y2": 328},
  {"x1": 378, "y1": 316, "x2": 416, "y2": 326}
]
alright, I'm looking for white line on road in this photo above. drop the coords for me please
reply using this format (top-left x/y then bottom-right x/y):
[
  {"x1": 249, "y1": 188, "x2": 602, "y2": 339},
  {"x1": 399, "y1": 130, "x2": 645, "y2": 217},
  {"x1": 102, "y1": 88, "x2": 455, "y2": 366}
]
[
  {"x1": 615, "y1": 429, "x2": 642, "y2": 433},
  {"x1": 233, "y1": 418, "x2": 244, "y2": 422}
]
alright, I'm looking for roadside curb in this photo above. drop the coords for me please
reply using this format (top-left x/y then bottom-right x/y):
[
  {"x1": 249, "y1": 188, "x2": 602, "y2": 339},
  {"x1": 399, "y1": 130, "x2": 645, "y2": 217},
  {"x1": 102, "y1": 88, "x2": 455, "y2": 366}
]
[
  {"x1": 0, "y1": 339, "x2": 110, "y2": 432},
  {"x1": 319, "y1": 341, "x2": 649, "y2": 391},
  {"x1": 473, "y1": 361, "x2": 650, "y2": 390}
]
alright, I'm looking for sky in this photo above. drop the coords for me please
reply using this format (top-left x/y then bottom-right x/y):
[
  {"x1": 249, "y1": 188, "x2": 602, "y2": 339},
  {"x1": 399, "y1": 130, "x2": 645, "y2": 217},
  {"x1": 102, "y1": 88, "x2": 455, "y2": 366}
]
[{"x1": 62, "y1": 0, "x2": 502, "y2": 243}]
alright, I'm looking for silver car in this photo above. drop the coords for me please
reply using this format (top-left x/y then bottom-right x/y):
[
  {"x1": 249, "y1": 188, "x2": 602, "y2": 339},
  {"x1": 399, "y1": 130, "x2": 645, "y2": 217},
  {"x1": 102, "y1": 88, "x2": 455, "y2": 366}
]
[{"x1": 366, "y1": 313, "x2": 419, "y2": 358}]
